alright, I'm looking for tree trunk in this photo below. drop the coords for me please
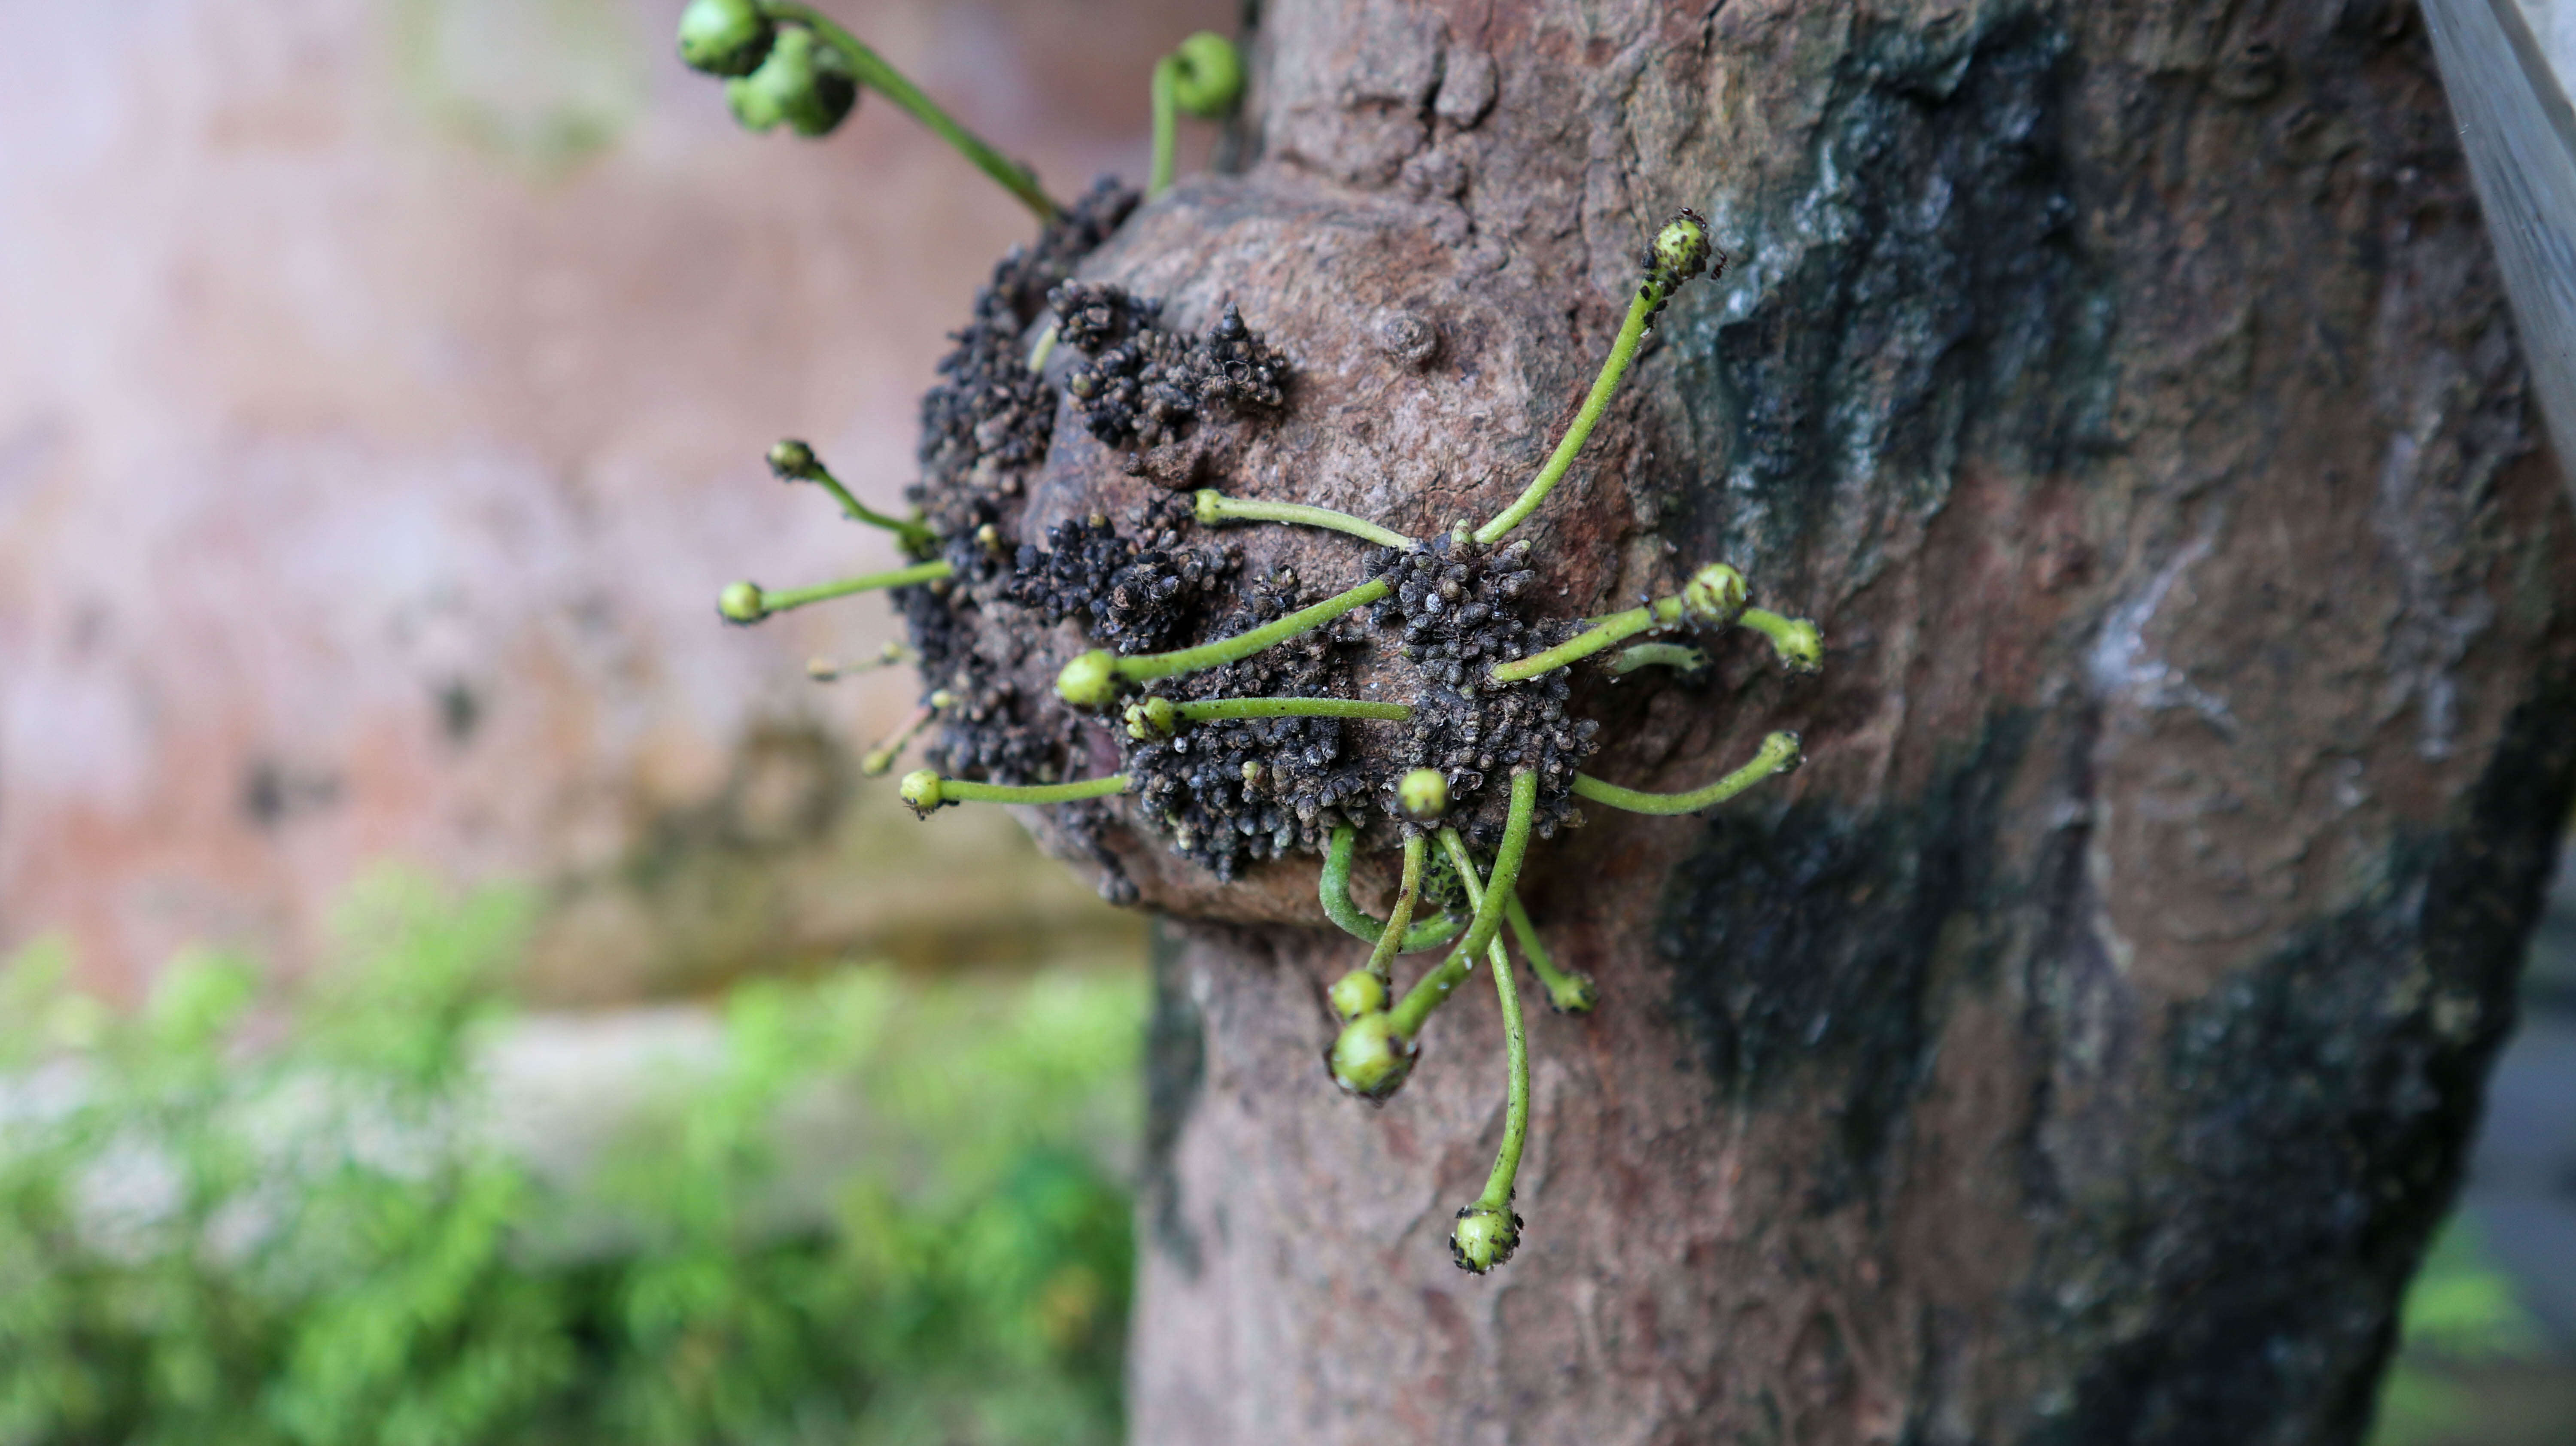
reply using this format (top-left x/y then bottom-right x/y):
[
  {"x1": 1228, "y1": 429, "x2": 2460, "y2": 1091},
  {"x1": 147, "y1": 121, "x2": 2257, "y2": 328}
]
[{"x1": 1068, "y1": 1, "x2": 2576, "y2": 1442}]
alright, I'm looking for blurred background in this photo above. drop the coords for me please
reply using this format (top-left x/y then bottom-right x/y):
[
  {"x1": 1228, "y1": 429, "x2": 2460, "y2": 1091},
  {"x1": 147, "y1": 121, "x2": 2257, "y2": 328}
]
[{"x1": 0, "y1": 2, "x2": 2569, "y2": 1443}]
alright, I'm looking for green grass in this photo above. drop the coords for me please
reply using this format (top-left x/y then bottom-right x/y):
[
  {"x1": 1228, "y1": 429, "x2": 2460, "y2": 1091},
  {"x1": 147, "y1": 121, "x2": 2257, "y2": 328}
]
[
  {"x1": 0, "y1": 871, "x2": 1141, "y2": 1446},
  {"x1": 2371, "y1": 1214, "x2": 2573, "y2": 1446}
]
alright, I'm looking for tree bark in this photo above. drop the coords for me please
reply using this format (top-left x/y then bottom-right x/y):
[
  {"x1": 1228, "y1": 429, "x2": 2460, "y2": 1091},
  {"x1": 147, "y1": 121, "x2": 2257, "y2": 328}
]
[{"x1": 1012, "y1": 1, "x2": 2576, "y2": 1442}]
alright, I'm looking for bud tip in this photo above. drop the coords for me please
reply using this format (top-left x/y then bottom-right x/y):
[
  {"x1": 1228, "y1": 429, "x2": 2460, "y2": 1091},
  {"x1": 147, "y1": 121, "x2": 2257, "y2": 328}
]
[
  {"x1": 1056, "y1": 650, "x2": 1122, "y2": 710},
  {"x1": 1398, "y1": 767, "x2": 1449, "y2": 823},
  {"x1": 717, "y1": 580, "x2": 768, "y2": 624}
]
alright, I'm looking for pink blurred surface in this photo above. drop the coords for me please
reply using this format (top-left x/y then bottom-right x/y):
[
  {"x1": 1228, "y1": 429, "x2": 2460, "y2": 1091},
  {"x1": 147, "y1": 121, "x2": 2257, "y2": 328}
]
[{"x1": 0, "y1": 0, "x2": 1216, "y2": 997}]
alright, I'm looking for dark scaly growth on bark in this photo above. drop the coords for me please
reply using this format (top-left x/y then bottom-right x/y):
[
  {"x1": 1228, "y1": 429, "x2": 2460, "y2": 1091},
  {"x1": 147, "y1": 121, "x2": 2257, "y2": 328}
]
[
  {"x1": 1055, "y1": 283, "x2": 1291, "y2": 450},
  {"x1": 1366, "y1": 538, "x2": 1595, "y2": 849}
]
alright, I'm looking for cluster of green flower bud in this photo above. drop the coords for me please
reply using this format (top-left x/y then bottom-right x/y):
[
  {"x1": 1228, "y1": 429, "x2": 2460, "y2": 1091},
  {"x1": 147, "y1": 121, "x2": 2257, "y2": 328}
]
[
  {"x1": 699, "y1": 189, "x2": 1807, "y2": 1281},
  {"x1": 679, "y1": 1, "x2": 857, "y2": 138},
  {"x1": 675, "y1": 0, "x2": 1058, "y2": 218}
]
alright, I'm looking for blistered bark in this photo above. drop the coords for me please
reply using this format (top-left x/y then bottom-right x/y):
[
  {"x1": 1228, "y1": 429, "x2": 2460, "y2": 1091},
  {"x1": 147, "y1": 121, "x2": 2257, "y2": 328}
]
[{"x1": 1052, "y1": 2, "x2": 2576, "y2": 1442}]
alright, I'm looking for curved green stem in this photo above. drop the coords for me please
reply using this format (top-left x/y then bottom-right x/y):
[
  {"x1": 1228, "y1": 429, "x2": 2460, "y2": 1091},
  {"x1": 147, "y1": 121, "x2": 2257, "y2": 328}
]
[
  {"x1": 1606, "y1": 641, "x2": 1706, "y2": 674},
  {"x1": 1738, "y1": 607, "x2": 1825, "y2": 672},
  {"x1": 1473, "y1": 887, "x2": 1531, "y2": 1216},
  {"x1": 762, "y1": 558, "x2": 953, "y2": 614},
  {"x1": 1489, "y1": 595, "x2": 1682, "y2": 684},
  {"x1": 1571, "y1": 731, "x2": 1802, "y2": 815},
  {"x1": 1472, "y1": 282, "x2": 1660, "y2": 545},
  {"x1": 1195, "y1": 489, "x2": 1414, "y2": 550},
  {"x1": 1027, "y1": 322, "x2": 1060, "y2": 373},
  {"x1": 1107, "y1": 577, "x2": 1390, "y2": 685},
  {"x1": 860, "y1": 702, "x2": 937, "y2": 776},
  {"x1": 1183, "y1": 697, "x2": 1410, "y2": 725},
  {"x1": 1364, "y1": 834, "x2": 1430, "y2": 981},
  {"x1": 1148, "y1": 52, "x2": 1179, "y2": 195},
  {"x1": 1503, "y1": 893, "x2": 1595, "y2": 1013},
  {"x1": 1321, "y1": 825, "x2": 1464, "y2": 954},
  {"x1": 799, "y1": 461, "x2": 937, "y2": 553},
  {"x1": 761, "y1": 2, "x2": 1059, "y2": 221},
  {"x1": 1389, "y1": 771, "x2": 1537, "y2": 1037},
  {"x1": 808, "y1": 641, "x2": 914, "y2": 681}
]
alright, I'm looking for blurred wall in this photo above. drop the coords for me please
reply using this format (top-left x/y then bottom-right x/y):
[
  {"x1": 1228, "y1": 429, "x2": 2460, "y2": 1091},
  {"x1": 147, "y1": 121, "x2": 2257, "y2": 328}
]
[{"x1": 0, "y1": 0, "x2": 1222, "y2": 1000}]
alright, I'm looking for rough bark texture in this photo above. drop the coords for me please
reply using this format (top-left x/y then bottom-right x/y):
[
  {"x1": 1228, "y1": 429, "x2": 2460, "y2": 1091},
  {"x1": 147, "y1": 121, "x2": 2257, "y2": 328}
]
[{"x1": 981, "y1": 0, "x2": 2576, "y2": 1441}]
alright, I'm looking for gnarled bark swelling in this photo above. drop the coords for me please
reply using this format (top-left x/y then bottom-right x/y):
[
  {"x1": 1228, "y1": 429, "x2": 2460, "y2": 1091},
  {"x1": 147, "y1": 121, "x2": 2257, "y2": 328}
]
[{"x1": 1043, "y1": 1, "x2": 2576, "y2": 1442}]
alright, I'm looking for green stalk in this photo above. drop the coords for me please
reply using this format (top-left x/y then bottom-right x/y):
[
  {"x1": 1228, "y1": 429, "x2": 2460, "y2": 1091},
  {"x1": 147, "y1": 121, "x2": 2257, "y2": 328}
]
[
  {"x1": 762, "y1": 2, "x2": 1059, "y2": 221},
  {"x1": 1195, "y1": 489, "x2": 1414, "y2": 550},
  {"x1": 860, "y1": 702, "x2": 937, "y2": 776},
  {"x1": 1471, "y1": 282, "x2": 1659, "y2": 545},
  {"x1": 937, "y1": 775, "x2": 1127, "y2": 804},
  {"x1": 1388, "y1": 771, "x2": 1537, "y2": 1038},
  {"x1": 1471, "y1": 886, "x2": 1531, "y2": 1217},
  {"x1": 1148, "y1": 52, "x2": 1179, "y2": 195},
  {"x1": 1364, "y1": 834, "x2": 1430, "y2": 981},
  {"x1": 800, "y1": 461, "x2": 937, "y2": 553},
  {"x1": 1571, "y1": 731, "x2": 1802, "y2": 815},
  {"x1": 1503, "y1": 892, "x2": 1595, "y2": 1013},
  {"x1": 759, "y1": 559, "x2": 952, "y2": 614},
  {"x1": 1321, "y1": 825, "x2": 1464, "y2": 954},
  {"x1": 1181, "y1": 697, "x2": 1410, "y2": 725},
  {"x1": 1738, "y1": 607, "x2": 1826, "y2": 672},
  {"x1": 1489, "y1": 597, "x2": 1680, "y2": 684},
  {"x1": 1129, "y1": 579, "x2": 1387, "y2": 678},
  {"x1": 901, "y1": 770, "x2": 1130, "y2": 814},
  {"x1": 1606, "y1": 641, "x2": 1706, "y2": 674},
  {"x1": 1059, "y1": 577, "x2": 1391, "y2": 704}
]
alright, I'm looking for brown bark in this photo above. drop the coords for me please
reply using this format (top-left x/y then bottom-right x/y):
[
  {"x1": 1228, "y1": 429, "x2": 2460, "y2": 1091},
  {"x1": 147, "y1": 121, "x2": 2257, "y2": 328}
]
[{"x1": 993, "y1": 0, "x2": 2576, "y2": 1441}]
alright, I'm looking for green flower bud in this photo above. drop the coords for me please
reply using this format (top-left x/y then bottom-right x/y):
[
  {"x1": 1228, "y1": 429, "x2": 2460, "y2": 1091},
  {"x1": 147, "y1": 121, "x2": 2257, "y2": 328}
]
[
  {"x1": 1327, "y1": 1012, "x2": 1417, "y2": 1103},
  {"x1": 897, "y1": 769, "x2": 945, "y2": 816},
  {"x1": 1680, "y1": 562, "x2": 1747, "y2": 626},
  {"x1": 677, "y1": 0, "x2": 774, "y2": 77},
  {"x1": 766, "y1": 437, "x2": 820, "y2": 480},
  {"x1": 1398, "y1": 767, "x2": 1449, "y2": 823},
  {"x1": 717, "y1": 580, "x2": 769, "y2": 624},
  {"x1": 1546, "y1": 972, "x2": 1600, "y2": 1015},
  {"x1": 1327, "y1": 969, "x2": 1388, "y2": 1022},
  {"x1": 1169, "y1": 32, "x2": 1244, "y2": 119},
  {"x1": 1771, "y1": 618, "x2": 1824, "y2": 673},
  {"x1": 1650, "y1": 208, "x2": 1713, "y2": 288},
  {"x1": 726, "y1": 25, "x2": 858, "y2": 138},
  {"x1": 1124, "y1": 695, "x2": 1180, "y2": 739},
  {"x1": 1056, "y1": 650, "x2": 1121, "y2": 710},
  {"x1": 1450, "y1": 1203, "x2": 1522, "y2": 1273}
]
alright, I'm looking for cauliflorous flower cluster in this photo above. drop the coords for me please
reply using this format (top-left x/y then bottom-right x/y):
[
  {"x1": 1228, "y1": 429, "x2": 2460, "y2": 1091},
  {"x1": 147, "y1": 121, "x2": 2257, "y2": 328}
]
[{"x1": 678, "y1": 0, "x2": 1817, "y2": 1273}]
